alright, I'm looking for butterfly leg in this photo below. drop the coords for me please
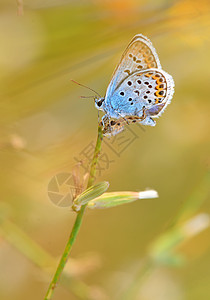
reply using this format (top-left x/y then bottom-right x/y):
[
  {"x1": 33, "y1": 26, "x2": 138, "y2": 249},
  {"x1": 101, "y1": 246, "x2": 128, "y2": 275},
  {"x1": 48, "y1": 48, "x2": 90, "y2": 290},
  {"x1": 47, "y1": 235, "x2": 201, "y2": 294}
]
[
  {"x1": 140, "y1": 116, "x2": 156, "y2": 126},
  {"x1": 100, "y1": 114, "x2": 112, "y2": 135},
  {"x1": 101, "y1": 114, "x2": 110, "y2": 126},
  {"x1": 136, "y1": 106, "x2": 156, "y2": 126},
  {"x1": 115, "y1": 111, "x2": 129, "y2": 125},
  {"x1": 139, "y1": 103, "x2": 165, "y2": 126},
  {"x1": 104, "y1": 120, "x2": 125, "y2": 137},
  {"x1": 100, "y1": 115, "x2": 125, "y2": 136}
]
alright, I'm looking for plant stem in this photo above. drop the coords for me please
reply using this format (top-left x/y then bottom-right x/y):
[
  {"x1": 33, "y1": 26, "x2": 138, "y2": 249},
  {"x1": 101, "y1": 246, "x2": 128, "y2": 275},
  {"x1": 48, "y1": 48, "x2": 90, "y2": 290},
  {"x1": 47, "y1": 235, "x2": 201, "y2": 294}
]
[{"x1": 44, "y1": 125, "x2": 103, "y2": 300}]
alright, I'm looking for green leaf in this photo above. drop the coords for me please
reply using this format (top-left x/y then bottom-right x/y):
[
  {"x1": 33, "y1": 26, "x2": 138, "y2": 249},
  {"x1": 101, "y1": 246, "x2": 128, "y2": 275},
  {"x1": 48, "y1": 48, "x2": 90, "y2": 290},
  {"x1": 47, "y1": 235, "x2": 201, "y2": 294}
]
[
  {"x1": 73, "y1": 181, "x2": 109, "y2": 207},
  {"x1": 87, "y1": 190, "x2": 158, "y2": 209}
]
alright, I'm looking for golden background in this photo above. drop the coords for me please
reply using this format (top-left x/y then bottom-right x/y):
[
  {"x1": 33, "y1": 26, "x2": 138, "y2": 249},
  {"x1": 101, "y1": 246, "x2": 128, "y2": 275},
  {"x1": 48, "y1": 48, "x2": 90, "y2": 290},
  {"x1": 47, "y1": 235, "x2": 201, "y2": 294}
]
[{"x1": 0, "y1": 0, "x2": 210, "y2": 299}]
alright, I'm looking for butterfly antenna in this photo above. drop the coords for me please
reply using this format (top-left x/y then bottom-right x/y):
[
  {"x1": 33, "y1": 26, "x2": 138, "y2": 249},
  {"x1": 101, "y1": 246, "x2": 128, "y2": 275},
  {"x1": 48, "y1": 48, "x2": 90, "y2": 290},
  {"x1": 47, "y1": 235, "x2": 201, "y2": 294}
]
[
  {"x1": 71, "y1": 80, "x2": 101, "y2": 98},
  {"x1": 80, "y1": 96, "x2": 95, "y2": 99}
]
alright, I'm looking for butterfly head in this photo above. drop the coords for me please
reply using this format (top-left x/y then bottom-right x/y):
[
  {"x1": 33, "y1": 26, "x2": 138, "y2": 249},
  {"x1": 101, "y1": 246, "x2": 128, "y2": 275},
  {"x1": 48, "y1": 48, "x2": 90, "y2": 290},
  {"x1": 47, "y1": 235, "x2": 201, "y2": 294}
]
[{"x1": 95, "y1": 97, "x2": 105, "y2": 112}]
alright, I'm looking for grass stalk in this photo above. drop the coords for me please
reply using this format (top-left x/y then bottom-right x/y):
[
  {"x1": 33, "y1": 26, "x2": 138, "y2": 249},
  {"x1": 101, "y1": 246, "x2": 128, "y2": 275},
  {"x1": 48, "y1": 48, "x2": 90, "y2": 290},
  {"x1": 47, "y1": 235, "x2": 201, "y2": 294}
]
[{"x1": 44, "y1": 125, "x2": 103, "y2": 300}]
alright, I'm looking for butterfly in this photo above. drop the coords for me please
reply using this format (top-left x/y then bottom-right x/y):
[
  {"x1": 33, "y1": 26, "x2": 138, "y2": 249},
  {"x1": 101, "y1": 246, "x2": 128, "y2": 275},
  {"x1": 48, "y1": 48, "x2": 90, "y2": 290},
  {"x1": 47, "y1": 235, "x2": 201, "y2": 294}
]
[{"x1": 94, "y1": 34, "x2": 174, "y2": 136}]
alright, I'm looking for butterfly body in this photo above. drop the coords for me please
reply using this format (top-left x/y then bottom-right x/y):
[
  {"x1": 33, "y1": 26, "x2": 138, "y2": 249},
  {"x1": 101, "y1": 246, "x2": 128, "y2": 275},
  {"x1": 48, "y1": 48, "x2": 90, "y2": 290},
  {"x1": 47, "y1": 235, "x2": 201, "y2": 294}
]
[{"x1": 95, "y1": 34, "x2": 174, "y2": 136}]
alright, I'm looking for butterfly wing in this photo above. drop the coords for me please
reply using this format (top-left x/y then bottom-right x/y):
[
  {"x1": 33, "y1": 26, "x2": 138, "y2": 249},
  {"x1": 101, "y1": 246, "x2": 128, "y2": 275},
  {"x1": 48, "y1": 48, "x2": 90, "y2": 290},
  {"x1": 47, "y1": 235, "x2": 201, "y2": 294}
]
[
  {"x1": 101, "y1": 34, "x2": 174, "y2": 135},
  {"x1": 108, "y1": 68, "x2": 174, "y2": 119},
  {"x1": 105, "y1": 34, "x2": 162, "y2": 98}
]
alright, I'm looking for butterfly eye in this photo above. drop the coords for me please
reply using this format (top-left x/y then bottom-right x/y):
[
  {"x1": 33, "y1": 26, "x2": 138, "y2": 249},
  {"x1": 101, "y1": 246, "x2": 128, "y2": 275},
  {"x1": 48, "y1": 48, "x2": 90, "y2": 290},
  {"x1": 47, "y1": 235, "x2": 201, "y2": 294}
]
[{"x1": 97, "y1": 98, "x2": 104, "y2": 107}]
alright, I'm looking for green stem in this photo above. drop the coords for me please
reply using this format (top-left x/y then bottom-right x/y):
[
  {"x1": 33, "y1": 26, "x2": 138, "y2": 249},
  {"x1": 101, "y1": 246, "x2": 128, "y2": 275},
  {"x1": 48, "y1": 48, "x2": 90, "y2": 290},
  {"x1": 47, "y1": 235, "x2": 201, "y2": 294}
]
[{"x1": 44, "y1": 125, "x2": 103, "y2": 300}]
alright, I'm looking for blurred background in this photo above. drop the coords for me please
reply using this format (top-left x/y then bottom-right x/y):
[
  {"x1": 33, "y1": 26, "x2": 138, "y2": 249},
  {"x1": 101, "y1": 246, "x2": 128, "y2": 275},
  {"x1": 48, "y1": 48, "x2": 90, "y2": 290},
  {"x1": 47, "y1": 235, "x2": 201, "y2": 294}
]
[{"x1": 0, "y1": 0, "x2": 210, "y2": 299}]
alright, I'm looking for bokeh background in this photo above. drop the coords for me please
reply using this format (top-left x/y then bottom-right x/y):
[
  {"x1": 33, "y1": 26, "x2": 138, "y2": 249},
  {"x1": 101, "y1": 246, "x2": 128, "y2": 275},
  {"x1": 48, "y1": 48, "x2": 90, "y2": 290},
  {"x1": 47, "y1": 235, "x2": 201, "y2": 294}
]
[{"x1": 0, "y1": 0, "x2": 210, "y2": 299}]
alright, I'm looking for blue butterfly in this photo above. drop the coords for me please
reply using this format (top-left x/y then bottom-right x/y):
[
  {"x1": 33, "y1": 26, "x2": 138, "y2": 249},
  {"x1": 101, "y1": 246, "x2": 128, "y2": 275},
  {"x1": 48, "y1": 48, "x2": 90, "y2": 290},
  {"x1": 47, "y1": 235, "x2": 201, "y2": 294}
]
[{"x1": 94, "y1": 34, "x2": 174, "y2": 136}]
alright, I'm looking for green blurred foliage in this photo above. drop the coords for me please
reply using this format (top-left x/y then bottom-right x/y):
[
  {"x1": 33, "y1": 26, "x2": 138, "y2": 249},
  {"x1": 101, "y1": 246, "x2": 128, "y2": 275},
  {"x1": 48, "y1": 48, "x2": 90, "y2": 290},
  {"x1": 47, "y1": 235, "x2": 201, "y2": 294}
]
[{"x1": 0, "y1": 0, "x2": 210, "y2": 299}]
